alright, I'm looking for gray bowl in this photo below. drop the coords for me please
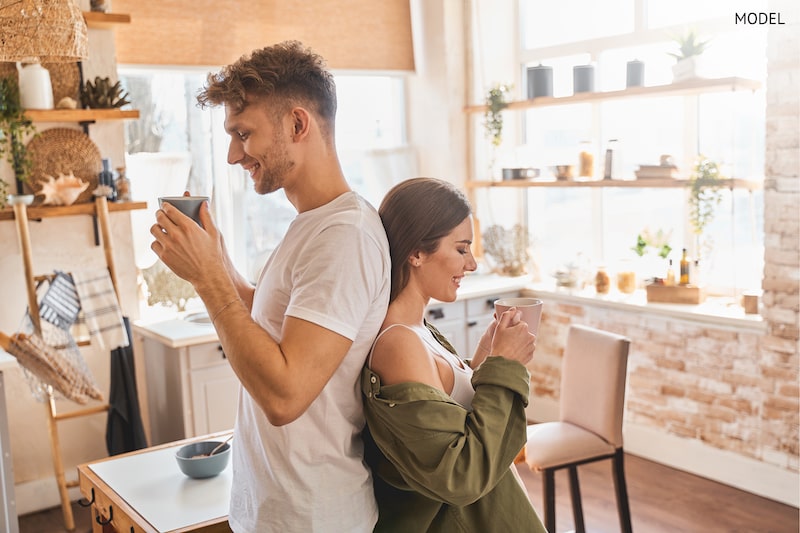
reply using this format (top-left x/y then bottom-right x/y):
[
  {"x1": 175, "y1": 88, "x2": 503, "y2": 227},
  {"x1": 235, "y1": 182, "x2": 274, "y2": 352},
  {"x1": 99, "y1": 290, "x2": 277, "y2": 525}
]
[{"x1": 175, "y1": 441, "x2": 231, "y2": 479}]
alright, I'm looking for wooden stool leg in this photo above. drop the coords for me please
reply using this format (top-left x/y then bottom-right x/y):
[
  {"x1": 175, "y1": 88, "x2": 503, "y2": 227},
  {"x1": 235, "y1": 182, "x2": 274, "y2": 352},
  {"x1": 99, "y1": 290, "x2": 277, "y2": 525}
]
[{"x1": 46, "y1": 393, "x2": 74, "y2": 531}]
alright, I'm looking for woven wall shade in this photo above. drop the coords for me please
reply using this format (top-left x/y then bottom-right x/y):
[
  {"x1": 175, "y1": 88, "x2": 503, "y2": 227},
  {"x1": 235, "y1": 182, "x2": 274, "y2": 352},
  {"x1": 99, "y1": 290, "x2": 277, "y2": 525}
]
[
  {"x1": 112, "y1": 0, "x2": 414, "y2": 71},
  {"x1": 0, "y1": 0, "x2": 88, "y2": 63}
]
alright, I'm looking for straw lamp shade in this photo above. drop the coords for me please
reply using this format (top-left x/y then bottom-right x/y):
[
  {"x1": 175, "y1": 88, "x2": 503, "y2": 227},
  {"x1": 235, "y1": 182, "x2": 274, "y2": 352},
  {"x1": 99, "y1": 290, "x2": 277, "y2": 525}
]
[{"x1": 0, "y1": 0, "x2": 88, "y2": 63}]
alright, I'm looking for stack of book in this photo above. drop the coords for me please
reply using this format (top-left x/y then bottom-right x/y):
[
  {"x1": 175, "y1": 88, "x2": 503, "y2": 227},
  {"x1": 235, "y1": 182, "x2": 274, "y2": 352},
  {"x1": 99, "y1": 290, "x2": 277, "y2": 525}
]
[{"x1": 635, "y1": 164, "x2": 680, "y2": 179}]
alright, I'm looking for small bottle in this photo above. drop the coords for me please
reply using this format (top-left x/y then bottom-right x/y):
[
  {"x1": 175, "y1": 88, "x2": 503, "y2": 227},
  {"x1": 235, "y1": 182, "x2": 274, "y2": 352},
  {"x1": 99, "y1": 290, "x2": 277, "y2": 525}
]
[
  {"x1": 603, "y1": 139, "x2": 618, "y2": 179},
  {"x1": 98, "y1": 158, "x2": 116, "y2": 201},
  {"x1": 679, "y1": 248, "x2": 690, "y2": 285},
  {"x1": 114, "y1": 166, "x2": 131, "y2": 202},
  {"x1": 665, "y1": 259, "x2": 676, "y2": 286}
]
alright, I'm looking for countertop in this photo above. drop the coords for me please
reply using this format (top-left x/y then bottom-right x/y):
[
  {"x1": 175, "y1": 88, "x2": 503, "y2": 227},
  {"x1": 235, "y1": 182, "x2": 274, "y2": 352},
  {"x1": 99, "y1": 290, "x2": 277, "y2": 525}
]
[
  {"x1": 134, "y1": 273, "x2": 764, "y2": 347},
  {"x1": 134, "y1": 274, "x2": 532, "y2": 348}
]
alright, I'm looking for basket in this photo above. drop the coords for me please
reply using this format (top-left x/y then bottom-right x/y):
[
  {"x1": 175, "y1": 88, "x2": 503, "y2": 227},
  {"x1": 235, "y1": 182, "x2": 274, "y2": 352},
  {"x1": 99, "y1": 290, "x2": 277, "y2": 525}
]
[{"x1": 25, "y1": 127, "x2": 102, "y2": 204}]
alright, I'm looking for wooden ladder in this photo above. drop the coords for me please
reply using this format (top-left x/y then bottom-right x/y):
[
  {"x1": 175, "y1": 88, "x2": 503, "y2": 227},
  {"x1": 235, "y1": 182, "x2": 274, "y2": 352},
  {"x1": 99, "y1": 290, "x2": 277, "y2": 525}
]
[{"x1": 12, "y1": 197, "x2": 120, "y2": 532}]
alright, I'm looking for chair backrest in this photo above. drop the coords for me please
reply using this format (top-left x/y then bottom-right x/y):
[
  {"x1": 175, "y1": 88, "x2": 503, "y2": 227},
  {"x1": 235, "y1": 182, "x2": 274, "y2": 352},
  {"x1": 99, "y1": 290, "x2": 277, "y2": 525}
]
[{"x1": 559, "y1": 324, "x2": 631, "y2": 448}]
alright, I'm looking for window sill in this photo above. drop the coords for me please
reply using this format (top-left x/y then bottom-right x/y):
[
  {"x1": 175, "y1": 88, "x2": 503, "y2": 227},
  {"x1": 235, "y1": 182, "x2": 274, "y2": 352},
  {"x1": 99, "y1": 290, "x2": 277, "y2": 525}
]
[{"x1": 521, "y1": 282, "x2": 766, "y2": 331}]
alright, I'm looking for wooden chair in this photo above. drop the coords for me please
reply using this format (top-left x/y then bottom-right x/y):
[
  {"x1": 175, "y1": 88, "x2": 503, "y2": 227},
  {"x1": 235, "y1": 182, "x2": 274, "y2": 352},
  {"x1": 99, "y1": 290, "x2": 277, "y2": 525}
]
[{"x1": 524, "y1": 324, "x2": 633, "y2": 533}]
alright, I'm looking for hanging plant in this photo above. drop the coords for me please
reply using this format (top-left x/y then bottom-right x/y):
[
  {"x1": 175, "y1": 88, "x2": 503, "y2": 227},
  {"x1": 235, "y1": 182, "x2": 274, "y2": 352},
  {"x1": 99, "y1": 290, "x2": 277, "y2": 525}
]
[
  {"x1": 0, "y1": 76, "x2": 38, "y2": 207},
  {"x1": 483, "y1": 83, "x2": 511, "y2": 148},
  {"x1": 688, "y1": 155, "x2": 724, "y2": 236}
]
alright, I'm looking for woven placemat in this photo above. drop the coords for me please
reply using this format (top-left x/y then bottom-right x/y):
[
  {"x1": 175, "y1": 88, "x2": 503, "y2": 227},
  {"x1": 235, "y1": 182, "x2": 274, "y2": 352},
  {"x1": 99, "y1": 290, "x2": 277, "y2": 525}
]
[
  {"x1": 25, "y1": 128, "x2": 101, "y2": 204},
  {"x1": 0, "y1": 61, "x2": 81, "y2": 104}
]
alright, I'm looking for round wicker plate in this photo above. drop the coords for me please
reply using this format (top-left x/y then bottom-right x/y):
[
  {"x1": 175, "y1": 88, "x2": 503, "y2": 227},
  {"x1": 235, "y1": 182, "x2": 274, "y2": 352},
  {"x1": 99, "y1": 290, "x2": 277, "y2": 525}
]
[
  {"x1": 25, "y1": 128, "x2": 102, "y2": 205},
  {"x1": 0, "y1": 61, "x2": 81, "y2": 104}
]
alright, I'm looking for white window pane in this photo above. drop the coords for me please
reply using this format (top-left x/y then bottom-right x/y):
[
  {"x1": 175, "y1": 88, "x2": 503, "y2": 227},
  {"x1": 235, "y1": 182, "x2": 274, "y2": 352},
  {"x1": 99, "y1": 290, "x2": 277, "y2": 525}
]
[
  {"x1": 646, "y1": 0, "x2": 769, "y2": 29},
  {"x1": 522, "y1": 0, "x2": 634, "y2": 48}
]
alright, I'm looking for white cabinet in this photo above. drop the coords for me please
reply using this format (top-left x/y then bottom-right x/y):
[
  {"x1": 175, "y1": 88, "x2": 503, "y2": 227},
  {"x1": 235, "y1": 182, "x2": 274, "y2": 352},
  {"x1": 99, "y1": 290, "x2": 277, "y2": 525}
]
[
  {"x1": 426, "y1": 289, "x2": 521, "y2": 359},
  {"x1": 425, "y1": 301, "x2": 467, "y2": 356},
  {"x1": 138, "y1": 333, "x2": 238, "y2": 446}
]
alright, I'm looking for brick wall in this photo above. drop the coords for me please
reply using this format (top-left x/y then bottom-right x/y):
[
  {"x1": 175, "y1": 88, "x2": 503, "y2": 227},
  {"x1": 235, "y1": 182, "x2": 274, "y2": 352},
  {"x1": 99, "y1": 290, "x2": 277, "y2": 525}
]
[{"x1": 527, "y1": 1, "x2": 799, "y2": 484}]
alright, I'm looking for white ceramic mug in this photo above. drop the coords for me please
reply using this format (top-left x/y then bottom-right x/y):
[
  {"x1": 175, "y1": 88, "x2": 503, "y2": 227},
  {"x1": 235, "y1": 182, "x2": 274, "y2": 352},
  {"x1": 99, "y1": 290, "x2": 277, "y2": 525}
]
[{"x1": 494, "y1": 297, "x2": 543, "y2": 334}]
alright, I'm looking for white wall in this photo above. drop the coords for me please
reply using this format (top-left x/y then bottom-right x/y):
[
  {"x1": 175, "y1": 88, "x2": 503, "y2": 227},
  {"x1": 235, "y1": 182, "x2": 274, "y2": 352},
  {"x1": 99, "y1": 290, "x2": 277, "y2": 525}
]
[{"x1": 1, "y1": 2, "x2": 141, "y2": 514}]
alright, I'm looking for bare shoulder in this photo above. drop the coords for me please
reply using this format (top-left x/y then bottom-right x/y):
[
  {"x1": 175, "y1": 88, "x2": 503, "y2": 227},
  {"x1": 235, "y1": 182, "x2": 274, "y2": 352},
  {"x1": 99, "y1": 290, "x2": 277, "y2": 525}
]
[{"x1": 370, "y1": 326, "x2": 443, "y2": 390}]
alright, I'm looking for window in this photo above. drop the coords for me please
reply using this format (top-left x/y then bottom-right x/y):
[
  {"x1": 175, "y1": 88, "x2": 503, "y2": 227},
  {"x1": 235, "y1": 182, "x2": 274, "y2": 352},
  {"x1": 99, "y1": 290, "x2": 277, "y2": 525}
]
[
  {"x1": 119, "y1": 67, "x2": 411, "y2": 284},
  {"x1": 506, "y1": 0, "x2": 767, "y2": 295}
]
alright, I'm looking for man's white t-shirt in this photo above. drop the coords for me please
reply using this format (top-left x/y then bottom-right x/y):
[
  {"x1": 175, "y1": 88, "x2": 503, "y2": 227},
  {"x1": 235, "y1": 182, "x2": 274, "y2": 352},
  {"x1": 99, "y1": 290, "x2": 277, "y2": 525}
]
[{"x1": 228, "y1": 191, "x2": 390, "y2": 533}]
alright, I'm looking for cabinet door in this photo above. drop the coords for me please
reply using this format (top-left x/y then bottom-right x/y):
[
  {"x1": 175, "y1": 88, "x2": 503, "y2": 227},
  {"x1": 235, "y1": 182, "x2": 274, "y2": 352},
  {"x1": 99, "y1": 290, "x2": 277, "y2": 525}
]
[{"x1": 189, "y1": 364, "x2": 239, "y2": 436}]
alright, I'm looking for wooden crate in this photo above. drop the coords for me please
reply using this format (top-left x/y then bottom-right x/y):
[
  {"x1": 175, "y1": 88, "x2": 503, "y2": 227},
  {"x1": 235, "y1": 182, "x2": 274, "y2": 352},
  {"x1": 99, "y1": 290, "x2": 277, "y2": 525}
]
[{"x1": 646, "y1": 284, "x2": 706, "y2": 304}]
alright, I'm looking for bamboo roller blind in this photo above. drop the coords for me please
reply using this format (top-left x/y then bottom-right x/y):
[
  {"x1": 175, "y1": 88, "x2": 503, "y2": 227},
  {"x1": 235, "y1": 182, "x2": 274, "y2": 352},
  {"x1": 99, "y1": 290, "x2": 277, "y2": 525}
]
[{"x1": 112, "y1": 0, "x2": 415, "y2": 71}]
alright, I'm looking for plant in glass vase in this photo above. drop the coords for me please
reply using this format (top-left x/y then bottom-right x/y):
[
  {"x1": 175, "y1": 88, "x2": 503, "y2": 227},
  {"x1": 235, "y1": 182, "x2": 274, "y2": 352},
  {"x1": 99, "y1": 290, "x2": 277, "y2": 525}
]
[
  {"x1": 688, "y1": 155, "x2": 724, "y2": 259},
  {"x1": 631, "y1": 227, "x2": 673, "y2": 282},
  {"x1": 0, "y1": 76, "x2": 37, "y2": 208},
  {"x1": 482, "y1": 223, "x2": 531, "y2": 277},
  {"x1": 482, "y1": 82, "x2": 511, "y2": 175}
]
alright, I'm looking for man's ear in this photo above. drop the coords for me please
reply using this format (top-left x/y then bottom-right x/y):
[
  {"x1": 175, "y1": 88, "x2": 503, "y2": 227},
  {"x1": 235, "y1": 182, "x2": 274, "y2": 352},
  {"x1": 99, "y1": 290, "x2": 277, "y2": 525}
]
[{"x1": 291, "y1": 108, "x2": 310, "y2": 139}]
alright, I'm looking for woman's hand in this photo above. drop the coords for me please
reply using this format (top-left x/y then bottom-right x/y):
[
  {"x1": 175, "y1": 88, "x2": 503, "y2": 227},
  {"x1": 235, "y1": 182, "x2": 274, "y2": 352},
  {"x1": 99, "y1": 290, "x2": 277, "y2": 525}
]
[{"x1": 489, "y1": 307, "x2": 536, "y2": 365}]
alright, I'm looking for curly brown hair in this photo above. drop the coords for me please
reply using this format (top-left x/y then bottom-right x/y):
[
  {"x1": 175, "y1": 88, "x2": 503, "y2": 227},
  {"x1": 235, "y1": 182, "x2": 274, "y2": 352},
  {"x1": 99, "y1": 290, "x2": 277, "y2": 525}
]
[{"x1": 196, "y1": 40, "x2": 337, "y2": 135}]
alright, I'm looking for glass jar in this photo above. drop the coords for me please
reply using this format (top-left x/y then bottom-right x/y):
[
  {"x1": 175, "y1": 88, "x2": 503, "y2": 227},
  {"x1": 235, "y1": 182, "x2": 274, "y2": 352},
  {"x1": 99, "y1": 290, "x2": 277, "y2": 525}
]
[
  {"x1": 594, "y1": 265, "x2": 610, "y2": 294},
  {"x1": 114, "y1": 166, "x2": 131, "y2": 202},
  {"x1": 578, "y1": 140, "x2": 594, "y2": 179},
  {"x1": 616, "y1": 260, "x2": 637, "y2": 294}
]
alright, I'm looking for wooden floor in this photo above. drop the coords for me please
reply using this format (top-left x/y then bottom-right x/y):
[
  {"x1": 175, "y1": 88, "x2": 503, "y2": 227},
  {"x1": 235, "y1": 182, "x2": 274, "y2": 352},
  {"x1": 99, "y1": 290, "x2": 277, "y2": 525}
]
[
  {"x1": 516, "y1": 453, "x2": 799, "y2": 533},
  {"x1": 18, "y1": 453, "x2": 799, "y2": 532}
]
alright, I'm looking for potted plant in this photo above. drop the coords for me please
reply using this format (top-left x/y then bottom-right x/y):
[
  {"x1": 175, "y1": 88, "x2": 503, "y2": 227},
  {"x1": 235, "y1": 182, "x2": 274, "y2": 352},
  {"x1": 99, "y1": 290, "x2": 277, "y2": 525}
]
[
  {"x1": 688, "y1": 155, "x2": 724, "y2": 257},
  {"x1": 0, "y1": 76, "x2": 37, "y2": 207},
  {"x1": 669, "y1": 29, "x2": 712, "y2": 82}
]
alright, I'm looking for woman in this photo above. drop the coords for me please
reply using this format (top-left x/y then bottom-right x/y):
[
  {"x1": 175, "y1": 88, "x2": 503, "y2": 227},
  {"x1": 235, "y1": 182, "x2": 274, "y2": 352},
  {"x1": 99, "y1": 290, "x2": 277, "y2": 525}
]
[{"x1": 362, "y1": 177, "x2": 546, "y2": 532}]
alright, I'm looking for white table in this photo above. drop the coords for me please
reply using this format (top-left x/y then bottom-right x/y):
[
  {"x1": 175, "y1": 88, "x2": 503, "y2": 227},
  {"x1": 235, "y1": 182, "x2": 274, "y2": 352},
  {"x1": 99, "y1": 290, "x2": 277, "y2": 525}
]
[{"x1": 79, "y1": 431, "x2": 233, "y2": 533}]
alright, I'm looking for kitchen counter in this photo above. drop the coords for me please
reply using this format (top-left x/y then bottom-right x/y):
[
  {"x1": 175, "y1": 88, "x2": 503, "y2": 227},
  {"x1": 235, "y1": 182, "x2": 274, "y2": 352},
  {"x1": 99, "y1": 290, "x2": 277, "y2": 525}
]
[{"x1": 135, "y1": 273, "x2": 532, "y2": 346}]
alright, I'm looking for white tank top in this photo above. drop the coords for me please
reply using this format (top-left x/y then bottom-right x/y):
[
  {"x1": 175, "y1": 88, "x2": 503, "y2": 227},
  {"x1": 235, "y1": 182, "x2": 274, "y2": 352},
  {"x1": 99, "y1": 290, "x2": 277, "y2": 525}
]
[{"x1": 369, "y1": 324, "x2": 476, "y2": 410}]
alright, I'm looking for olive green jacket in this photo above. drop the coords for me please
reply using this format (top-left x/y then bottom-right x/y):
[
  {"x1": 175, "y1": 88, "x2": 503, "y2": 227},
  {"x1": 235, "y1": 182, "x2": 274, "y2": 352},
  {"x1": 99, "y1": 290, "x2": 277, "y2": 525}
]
[{"x1": 361, "y1": 329, "x2": 546, "y2": 533}]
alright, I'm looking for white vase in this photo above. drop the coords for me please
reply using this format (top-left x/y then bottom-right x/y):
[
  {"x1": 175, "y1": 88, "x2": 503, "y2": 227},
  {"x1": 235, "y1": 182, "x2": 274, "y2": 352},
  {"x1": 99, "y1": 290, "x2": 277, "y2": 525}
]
[
  {"x1": 17, "y1": 63, "x2": 54, "y2": 110},
  {"x1": 672, "y1": 56, "x2": 706, "y2": 82}
]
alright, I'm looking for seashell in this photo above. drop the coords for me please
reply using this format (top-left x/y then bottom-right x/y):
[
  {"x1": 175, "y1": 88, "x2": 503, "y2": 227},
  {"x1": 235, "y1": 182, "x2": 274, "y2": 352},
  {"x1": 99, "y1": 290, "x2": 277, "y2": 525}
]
[
  {"x1": 37, "y1": 172, "x2": 90, "y2": 206},
  {"x1": 56, "y1": 96, "x2": 78, "y2": 110}
]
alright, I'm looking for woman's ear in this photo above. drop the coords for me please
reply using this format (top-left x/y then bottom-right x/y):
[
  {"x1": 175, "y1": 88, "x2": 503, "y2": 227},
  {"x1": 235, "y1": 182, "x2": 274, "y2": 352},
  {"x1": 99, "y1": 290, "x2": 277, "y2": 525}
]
[{"x1": 408, "y1": 251, "x2": 423, "y2": 268}]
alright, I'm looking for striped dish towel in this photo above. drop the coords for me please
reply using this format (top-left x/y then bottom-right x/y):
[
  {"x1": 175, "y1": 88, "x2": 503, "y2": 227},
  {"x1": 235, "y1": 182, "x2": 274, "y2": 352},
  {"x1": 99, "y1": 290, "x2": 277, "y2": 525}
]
[
  {"x1": 72, "y1": 268, "x2": 129, "y2": 351},
  {"x1": 39, "y1": 271, "x2": 81, "y2": 330}
]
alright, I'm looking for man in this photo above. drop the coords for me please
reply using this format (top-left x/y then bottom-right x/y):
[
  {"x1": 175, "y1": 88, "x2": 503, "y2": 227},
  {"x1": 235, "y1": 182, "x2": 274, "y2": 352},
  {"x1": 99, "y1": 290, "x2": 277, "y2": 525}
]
[{"x1": 150, "y1": 41, "x2": 390, "y2": 532}]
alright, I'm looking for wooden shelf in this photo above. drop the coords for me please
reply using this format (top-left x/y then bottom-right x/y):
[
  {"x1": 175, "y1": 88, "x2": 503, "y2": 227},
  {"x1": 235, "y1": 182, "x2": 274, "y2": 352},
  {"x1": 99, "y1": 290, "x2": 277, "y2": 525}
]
[
  {"x1": 83, "y1": 12, "x2": 131, "y2": 29},
  {"x1": 465, "y1": 178, "x2": 762, "y2": 191},
  {"x1": 24, "y1": 108, "x2": 139, "y2": 123},
  {"x1": 0, "y1": 201, "x2": 147, "y2": 221},
  {"x1": 464, "y1": 77, "x2": 762, "y2": 113}
]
